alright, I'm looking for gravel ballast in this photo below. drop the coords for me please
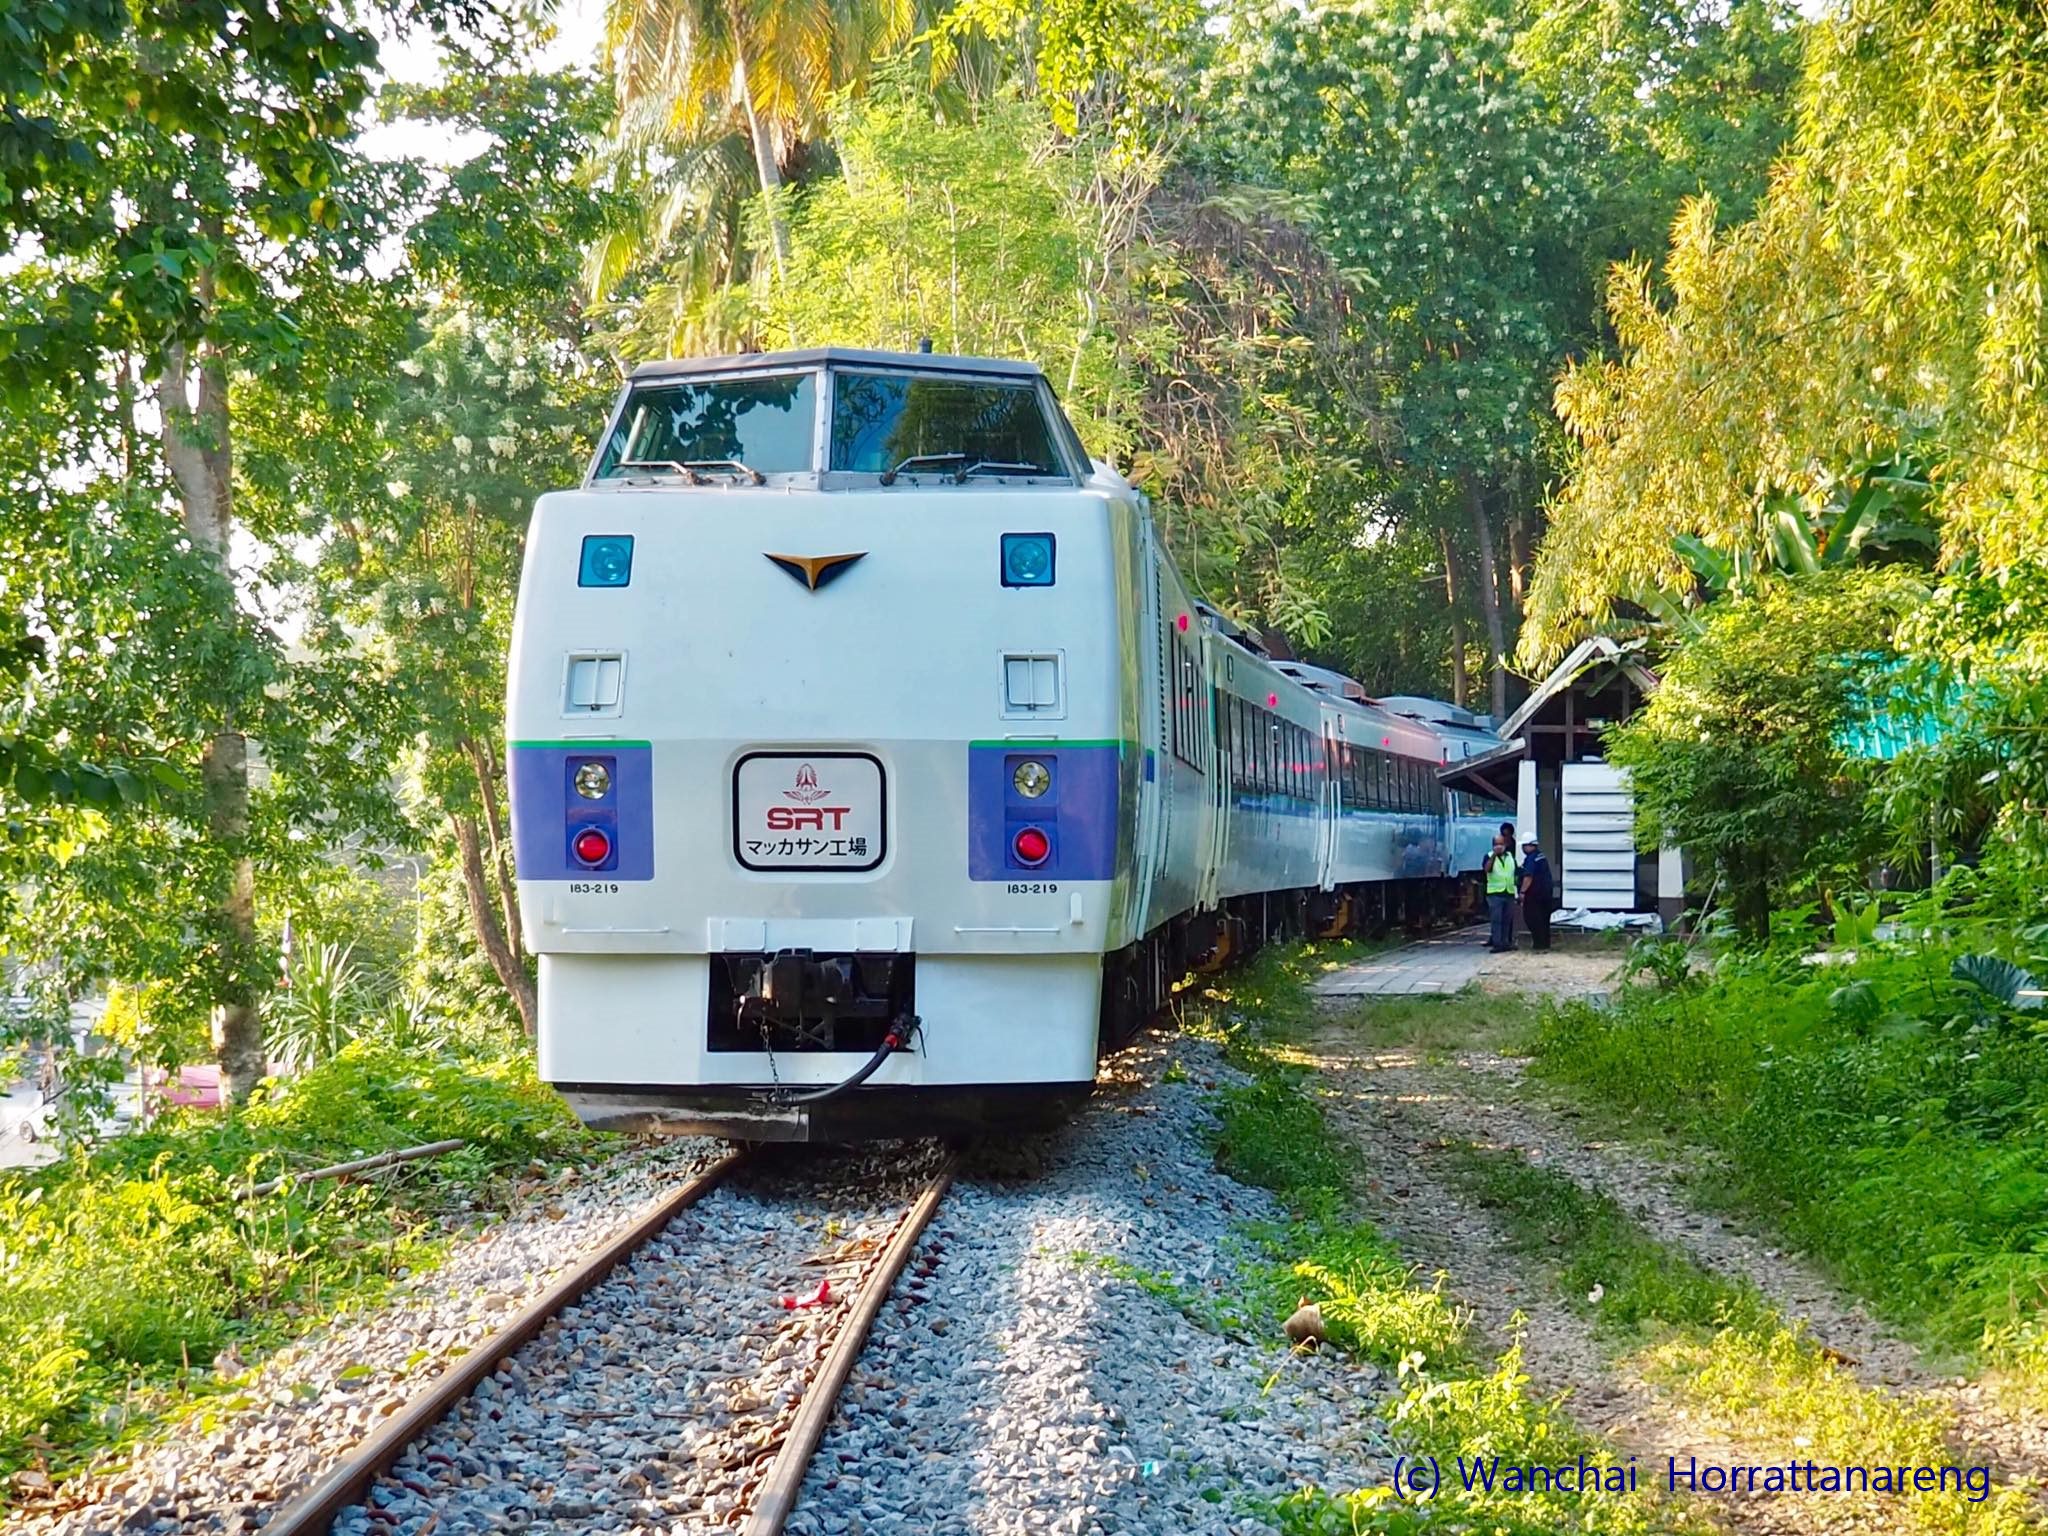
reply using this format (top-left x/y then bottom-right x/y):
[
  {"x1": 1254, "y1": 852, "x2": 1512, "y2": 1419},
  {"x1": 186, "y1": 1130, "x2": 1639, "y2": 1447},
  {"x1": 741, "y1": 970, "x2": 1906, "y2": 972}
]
[
  {"x1": 334, "y1": 1147, "x2": 946, "y2": 1536},
  {"x1": 9, "y1": 1033, "x2": 1399, "y2": 1536},
  {"x1": 786, "y1": 1036, "x2": 1395, "y2": 1536}
]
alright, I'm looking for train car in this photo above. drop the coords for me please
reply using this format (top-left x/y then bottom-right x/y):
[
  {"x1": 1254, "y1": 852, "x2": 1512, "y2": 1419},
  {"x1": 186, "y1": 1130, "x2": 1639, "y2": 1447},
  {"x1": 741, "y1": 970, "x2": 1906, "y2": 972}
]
[
  {"x1": 505, "y1": 348, "x2": 1508, "y2": 1141},
  {"x1": 1379, "y1": 695, "x2": 1511, "y2": 876},
  {"x1": 1268, "y1": 662, "x2": 1494, "y2": 930}
]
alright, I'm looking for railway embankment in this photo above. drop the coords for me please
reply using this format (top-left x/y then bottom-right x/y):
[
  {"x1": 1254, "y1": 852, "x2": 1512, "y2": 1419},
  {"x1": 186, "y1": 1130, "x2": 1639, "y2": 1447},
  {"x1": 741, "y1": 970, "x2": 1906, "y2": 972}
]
[
  {"x1": 14, "y1": 930, "x2": 2046, "y2": 1536},
  {"x1": 782, "y1": 1034, "x2": 1393, "y2": 1536},
  {"x1": 1267, "y1": 931, "x2": 2048, "y2": 1536}
]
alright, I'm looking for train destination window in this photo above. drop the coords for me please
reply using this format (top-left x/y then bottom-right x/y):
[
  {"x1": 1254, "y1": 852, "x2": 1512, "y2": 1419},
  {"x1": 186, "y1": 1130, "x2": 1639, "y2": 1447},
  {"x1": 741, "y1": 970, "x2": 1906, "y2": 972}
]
[
  {"x1": 832, "y1": 372, "x2": 1068, "y2": 480},
  {"x1": 595, "y1": 373, "x2": 817, "y2": 480}
]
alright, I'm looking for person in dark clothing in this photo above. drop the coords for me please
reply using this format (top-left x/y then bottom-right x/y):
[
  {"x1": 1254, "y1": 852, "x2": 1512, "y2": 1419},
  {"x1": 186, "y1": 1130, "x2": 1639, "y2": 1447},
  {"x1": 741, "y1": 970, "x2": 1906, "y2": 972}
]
[{"x1": 1519, "y1": 839, "x2": 1554, "y2": 952}]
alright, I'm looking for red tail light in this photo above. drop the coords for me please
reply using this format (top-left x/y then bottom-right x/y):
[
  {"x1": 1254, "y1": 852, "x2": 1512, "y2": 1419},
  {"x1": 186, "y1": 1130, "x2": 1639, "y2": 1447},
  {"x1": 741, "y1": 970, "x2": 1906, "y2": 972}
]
[
  {"x1": 572, "y1": 827, "x2": 613, "y2": 866},
  {"x1": 1013, "y1": 826, "x2": 1050, "y2": 865}
]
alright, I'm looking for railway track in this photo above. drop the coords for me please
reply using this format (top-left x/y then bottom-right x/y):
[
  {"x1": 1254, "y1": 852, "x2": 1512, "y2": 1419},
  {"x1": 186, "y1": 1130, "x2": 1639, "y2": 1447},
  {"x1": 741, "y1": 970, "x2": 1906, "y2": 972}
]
[{"x1": 264, "y1": 1143, "x2": 956, "y2": 1536}]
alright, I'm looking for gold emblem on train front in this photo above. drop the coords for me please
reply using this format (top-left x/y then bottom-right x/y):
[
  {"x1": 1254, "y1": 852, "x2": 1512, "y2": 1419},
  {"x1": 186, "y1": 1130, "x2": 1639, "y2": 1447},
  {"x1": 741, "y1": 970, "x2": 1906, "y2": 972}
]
[{"x1": 764, "y1": 551, "x2": 867, "y2": 591}]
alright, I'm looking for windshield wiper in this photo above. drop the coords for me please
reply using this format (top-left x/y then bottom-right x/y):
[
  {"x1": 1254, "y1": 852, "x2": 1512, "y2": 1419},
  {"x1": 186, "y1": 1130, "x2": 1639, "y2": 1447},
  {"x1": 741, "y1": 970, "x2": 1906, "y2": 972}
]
[
  {"x1": 682, "y1": 459, "x2": 766, "y2": 485},
  {"x1": 880, "y1": 452, "x2": 968, "y2": 485},
  {"x1": 618, "y1": 458, "x2": 706, "y2": 485},
  {"x1": 958, "y1": 459, "x2": 1053, "y2": 482}
]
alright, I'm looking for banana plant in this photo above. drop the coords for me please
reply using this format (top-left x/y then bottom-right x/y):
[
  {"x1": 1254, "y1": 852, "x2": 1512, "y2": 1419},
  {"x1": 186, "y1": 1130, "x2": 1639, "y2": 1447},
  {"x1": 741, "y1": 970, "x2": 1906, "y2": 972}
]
[{"x1": 1628, "y1": 451, "x2": 1939, "y2": 636}]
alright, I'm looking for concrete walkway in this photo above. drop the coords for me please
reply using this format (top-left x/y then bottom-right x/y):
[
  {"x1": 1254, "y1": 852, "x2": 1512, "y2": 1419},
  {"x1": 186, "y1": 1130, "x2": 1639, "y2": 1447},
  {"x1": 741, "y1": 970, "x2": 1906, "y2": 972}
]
[{"x1": 1312, "y1": 926, "x2": 1489, "y2": 997}]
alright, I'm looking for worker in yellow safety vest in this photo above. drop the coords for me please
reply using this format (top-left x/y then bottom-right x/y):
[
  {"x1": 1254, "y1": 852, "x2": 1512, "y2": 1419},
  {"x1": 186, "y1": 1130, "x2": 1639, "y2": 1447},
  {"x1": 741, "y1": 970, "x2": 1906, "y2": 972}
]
[{"x1": 1485, "y1": 835, "x2": 1518, "y2": 952}]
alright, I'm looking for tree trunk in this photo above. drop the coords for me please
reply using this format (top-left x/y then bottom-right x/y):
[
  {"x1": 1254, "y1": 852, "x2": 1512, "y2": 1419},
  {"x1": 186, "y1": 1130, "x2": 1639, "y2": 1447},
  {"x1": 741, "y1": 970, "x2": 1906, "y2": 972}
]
[
  {"x1": 1440, "y1": 526, "x2": 1468, "y2": 709},
  {"x1": 1730, "y1": 857, "x2": 1772, "y2": 943},
  {"x1": 1508, "y1": 503, "x2": 1530, "y2": 610},
  {"x1": 1463, "y1": 475, "x2": 1509, "y2": 718},
  {"x1": 730, "y1": 42, "x2": 790, "y2": 275},
  {"x1": 466, "y1": 738, "x2": 524, "y2": 962},
  {"x1": 162, "y1": 333, "x2": 266, "y2": 1103},
  {"x1": 452, "y1": 812, "x2": 537, "y2": 1035}
]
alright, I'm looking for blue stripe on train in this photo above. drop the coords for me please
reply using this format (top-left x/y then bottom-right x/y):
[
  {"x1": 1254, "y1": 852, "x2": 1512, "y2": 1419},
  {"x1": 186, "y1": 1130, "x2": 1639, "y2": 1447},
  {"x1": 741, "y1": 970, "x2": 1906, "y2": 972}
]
[
  {"x1": 968, "y1": 743, "x2": 1122, "y2": 881},
  {"x1": 509, "y1": 742, "x2": 656, "y2": 881}
]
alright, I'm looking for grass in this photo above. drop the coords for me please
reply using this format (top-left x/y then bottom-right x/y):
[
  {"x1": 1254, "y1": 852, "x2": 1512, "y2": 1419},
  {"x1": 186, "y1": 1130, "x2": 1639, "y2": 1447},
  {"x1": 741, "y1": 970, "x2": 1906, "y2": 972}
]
[
  {"x1": 0, "y1": 1038, "x2": 587, "y2": 1496},
  {"x1": 1187, "y1": 941, "x2": 1695, "y2": 1536},
  {"x1": 1328, "y1": 988, "x2": 1548, "y2": 1057},
  {"x1": 1446, "y1": 1144, "x2": 2042, "y2": 1536},
  {"x1": 1445, "y1": 1145, "x2": 1777, "y2": 1343}
]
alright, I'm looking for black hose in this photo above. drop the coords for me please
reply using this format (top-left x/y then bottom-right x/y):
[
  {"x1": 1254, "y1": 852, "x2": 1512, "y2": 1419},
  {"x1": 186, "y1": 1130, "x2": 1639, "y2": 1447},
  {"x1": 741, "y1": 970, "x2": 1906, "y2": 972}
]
[{"x1": 780, "y1": 1018, "x2": 915, "y2": 1106}]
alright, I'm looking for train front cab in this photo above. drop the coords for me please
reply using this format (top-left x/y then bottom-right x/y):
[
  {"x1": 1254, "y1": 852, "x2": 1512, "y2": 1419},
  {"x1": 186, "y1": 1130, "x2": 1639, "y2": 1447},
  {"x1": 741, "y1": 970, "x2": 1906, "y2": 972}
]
[{"x1": 509, "y1": 350, "x2": 1147, "y2": 1141}]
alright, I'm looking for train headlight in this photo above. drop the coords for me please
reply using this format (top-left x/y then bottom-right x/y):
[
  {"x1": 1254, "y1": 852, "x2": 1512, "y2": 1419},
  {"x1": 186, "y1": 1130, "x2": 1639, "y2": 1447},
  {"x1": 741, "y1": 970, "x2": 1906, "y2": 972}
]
[
  {"x1": 1000, "y1": 532, "x2": 1055, "y2": 587},
  {"x1": 1012, "y1": 759, "x2": 1052, "y2": 798},
  {"x1": 578, "y1": 534, "x2": 635, "y2": 588},
  {"x1": 573, "y1": 761, "x2": 611, "y2": 800}
]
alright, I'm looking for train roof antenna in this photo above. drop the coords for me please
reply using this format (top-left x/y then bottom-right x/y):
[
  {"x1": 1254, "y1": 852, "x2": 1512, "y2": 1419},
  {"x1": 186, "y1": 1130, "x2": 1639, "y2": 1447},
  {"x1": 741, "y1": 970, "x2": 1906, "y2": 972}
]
[{"x1": 917, "y1": 336, "x2": 934, "y2": 354}]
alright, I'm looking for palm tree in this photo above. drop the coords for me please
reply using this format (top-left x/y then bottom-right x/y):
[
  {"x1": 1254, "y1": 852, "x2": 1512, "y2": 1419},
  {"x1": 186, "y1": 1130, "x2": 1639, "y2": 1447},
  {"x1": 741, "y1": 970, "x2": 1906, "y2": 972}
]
[{"x1": 600, "y1": 0, "x2": 915, "y2": 273}]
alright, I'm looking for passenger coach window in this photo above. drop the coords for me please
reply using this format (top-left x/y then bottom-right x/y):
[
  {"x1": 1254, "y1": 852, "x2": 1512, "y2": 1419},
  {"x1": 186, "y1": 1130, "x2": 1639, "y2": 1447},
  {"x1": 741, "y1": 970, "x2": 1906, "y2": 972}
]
[
  {"x1": 831, "y1": 372, "x2": 1068, "y2": 479},
  {"x1": 595, "y1": 374, "x2": 816, "y2": 479}
]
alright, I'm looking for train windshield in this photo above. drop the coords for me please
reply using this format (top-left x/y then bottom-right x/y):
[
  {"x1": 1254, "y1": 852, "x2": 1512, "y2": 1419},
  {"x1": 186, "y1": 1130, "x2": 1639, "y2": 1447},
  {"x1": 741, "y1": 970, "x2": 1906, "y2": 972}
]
[
  {"x1": 829, "y1": 371, "x2": 1069, "y2": 480},
  {"x1": 594, "y1": 373, "x2": 816, "y2": 480}
]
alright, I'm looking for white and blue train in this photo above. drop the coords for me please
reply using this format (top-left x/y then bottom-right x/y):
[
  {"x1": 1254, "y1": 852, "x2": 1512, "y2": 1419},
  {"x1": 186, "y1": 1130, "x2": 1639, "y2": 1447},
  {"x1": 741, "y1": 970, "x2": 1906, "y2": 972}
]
[{"x1": 505, "y1": 348, "x2": 1507, "y2": 1139}]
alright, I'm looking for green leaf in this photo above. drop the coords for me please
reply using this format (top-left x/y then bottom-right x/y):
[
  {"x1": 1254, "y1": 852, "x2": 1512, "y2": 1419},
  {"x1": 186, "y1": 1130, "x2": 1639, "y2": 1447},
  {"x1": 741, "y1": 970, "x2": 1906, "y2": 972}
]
[
  {"x1": 1951, "y1": 954, "x2": 2040, "y2": 1010},
  {"x1": 1670, "y1": 535, "x2": 1732, "y2": 592}
]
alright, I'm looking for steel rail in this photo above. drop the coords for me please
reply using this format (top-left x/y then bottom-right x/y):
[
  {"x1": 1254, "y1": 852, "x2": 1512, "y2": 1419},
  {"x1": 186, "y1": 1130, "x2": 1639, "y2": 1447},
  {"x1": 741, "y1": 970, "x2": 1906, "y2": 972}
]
[
  {"x1": 264, "y1": 1147, "x2": 750, "y2": 1536},
  {"x1": 740, "y1": 1153, "x2": 958, "y2": 1536}
]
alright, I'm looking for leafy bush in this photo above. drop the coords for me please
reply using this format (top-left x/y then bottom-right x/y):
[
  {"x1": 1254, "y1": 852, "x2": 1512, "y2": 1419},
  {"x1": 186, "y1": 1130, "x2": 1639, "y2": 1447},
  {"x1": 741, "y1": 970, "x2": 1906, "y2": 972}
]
[
  {"x1": 1606, "y1": 569, "x2": 1922, "y2": 939},
  {"x1": 0, "y1": 1040, "x2": 582, "y2": 1483}
]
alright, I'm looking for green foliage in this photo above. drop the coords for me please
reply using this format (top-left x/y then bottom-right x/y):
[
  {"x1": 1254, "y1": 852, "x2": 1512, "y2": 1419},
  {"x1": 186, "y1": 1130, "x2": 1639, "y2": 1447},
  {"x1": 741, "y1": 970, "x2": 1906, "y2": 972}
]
[
  {"x1": 1605, "y1": 569, "x2": 1923, "y2": 937},
  {"x1": 1951, "y1": 954, "x2": 2042, "y2": 1012},
  {"x1": 387, "y1": 65, "x2": 625, "y2": 331},
  {"x1": 265, "y1": 942, "x2": 371, "y2": 1071},
  {"x1": 1211, "y1": 1070, "x2": 1353, "y2": 1210},
  {"x1": 1528, "y1": 0, "x2": 2048, "y2": 662},
  {"x1": 1277, "y1": 1224, "x2": 1470, "y2": 1372},
  {"x1": 1449, "y1": 1145, "x2": 1776, "y2": 1341},
  {"x1": 1514, "y1": 0, "x2": 1800, "y2": 243},
  {"x1": 1202, "y1": 0, "x2": 1800, "y2": 705},
  {"x1": 752, "y1": 81, "x2": 1128, "y2": 447},
  {"x1": 0, "y1": 18, "x2": 603, "y2": 1088},
  {"x1": 1214, "y1": 0, "x2": 1594, "y2": 485},
  {"x1": 929, "y1": 0, "x2": 1204, "y2": 152},
  {"x1": 1619, "y1": 932, "x2": 1697, "y2": 991},
  {"x1": 0, "y1": 1040, "x2": 581, "y2": 1481}
]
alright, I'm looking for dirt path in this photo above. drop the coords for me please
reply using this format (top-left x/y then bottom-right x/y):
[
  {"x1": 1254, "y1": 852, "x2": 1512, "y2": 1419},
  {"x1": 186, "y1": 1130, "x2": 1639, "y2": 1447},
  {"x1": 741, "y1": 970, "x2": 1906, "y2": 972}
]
[
  {"x1": 1302, "y1": 941, "x2": 2046, "y2": 1531},
  {"x1": 1312, "y1": 1023, "x2": 1837, "y2": 1536}
]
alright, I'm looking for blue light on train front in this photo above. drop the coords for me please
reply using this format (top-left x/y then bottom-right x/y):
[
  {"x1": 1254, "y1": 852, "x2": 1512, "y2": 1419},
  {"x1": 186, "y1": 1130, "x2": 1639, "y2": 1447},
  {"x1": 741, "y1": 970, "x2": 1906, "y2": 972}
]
[
  {"x1": 579, "y1": 535, "x2": 634, "y2": 588},
  {"x1": 1001, "y1": 532, "x2": 1055, "y2": 587}
]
